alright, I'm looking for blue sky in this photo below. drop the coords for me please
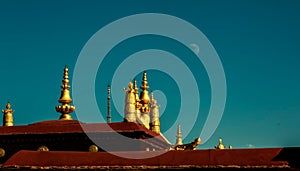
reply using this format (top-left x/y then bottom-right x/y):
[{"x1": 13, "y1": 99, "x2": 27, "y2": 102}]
[{"x1": 0, "y1": 0, "x2": 299, "y2": 149}]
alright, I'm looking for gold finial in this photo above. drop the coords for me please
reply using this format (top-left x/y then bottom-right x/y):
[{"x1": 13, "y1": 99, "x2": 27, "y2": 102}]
[
  {"x1": 141, "y1": 71, "x2": 149, "y2": 91},
  {"x1": 139, "y1": 71, "x2": 150, "y2": 113},
  {"x1": 55, "y1": 66, "x2": 75, "y2": 120},
  {"x1": 215, "y1": 138, "x2": 225, "y2": 149},
  {"x1": 133, "y1": 79, "x2": 141, "y2": 110},
  {"x1": 2, "y1": 101, "x2": 14, "y2": 126},
  {"x1": 176, "y1": 124, "x2": 183, "y2": 145},
  {"x1": 0, "y1": 148, "x2": 5, "y2": 157},
  {"x1": 89, "y1": 145, "x2": 99, "y2": 152}
]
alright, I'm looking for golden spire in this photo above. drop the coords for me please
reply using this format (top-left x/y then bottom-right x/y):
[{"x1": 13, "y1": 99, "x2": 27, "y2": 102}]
[
  {"x1": 55, "y1": 66, "x2": 75, "y2": 120},
  {"x1": 175, "y1": 124, "x2": 183, "y2": 145},
  {"x1": 2, "y1": 101, "x2": 14, "y2": 126},
  {"x1": 139, "y1": 71, "x2": 150, "y2": 113},
  {"x1": 133, "y1": 79, "x2": 140, "y2": 108}
]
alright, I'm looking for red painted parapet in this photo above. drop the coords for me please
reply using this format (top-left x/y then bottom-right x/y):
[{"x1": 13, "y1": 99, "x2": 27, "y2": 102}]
[{"x1": 3, "y1": 148, "x2": 299, "y2": 169}]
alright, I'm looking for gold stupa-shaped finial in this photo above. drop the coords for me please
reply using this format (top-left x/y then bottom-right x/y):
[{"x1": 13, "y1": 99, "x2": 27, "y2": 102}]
[
  {"x1": 139, "y1": 71, "x2": 150, "y2": 113},
  {"x1": 2, "y1": 101, "x2": 14, "y2": 126},
  {"x1": 55, "y1": 66, "x2": 75, "y2": 120}
]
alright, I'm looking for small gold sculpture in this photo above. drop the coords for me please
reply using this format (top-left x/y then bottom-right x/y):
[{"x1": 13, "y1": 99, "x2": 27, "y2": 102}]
[
  {"x1": 55, "y1": 66, "x2": 75, "y2": 120},
  {"x1": 123, "y1": 72, "x2": 161, "y2": 131},
  {"x1": 215, "y1": 138, "x2": 226, "y2": 149},
  {"x1": 0, "y1": 148, "x2": 5, "y2": 157},
  {"x1": 37, "y1": 146, "x2": 49, "y2": 151},
  {"x1": 89, "y1": 145, "x2": 99, "y2": 152},
  {"x1": 171, "y1": 137, "x2": 201, "y2": 150},
  {"x1": 2, "y1": 101, "x2": 14, "y2": 126}
]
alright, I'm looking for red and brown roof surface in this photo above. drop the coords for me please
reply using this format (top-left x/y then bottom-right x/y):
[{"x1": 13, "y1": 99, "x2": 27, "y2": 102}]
[
  {"x1": 3, "y1": 148, "x2": 299, "y2": 170},
  {"x1": 0, "y1": 120, "x2": 168, "y2": 143},
  {"x1": 0, "y1": 120, "x2": 158, "y2": 136},
  {"x1": 0, "y1": 120, "x2": 299, "y2": 170}
]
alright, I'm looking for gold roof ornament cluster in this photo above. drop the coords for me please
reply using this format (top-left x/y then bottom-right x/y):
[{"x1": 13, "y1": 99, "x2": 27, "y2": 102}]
[
  {"x1": 2, "y1": 101, "x2": 14, "y2": 126},
  {"x1": 123, "y1": 71, "x2": 160, "y2": 133},
  {"x1": 55, "y1": 66, "x2": 75, "y2": 120}
]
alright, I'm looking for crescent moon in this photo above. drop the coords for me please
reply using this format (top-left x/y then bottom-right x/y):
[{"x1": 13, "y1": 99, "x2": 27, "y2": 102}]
[{"x1": 190, "y1": 43, "x2": 200, "y2": 55}]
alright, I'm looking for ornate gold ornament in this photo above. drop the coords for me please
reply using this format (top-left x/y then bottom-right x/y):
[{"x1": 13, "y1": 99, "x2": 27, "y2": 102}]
[
  {"x1": 2, "y1": 101, "x2": 14, "y2": 126},
  {"x1": 89, "y1": 145, "x2": 99, "y2": 152},
  {"x1": 215, "y1": 138, "x2": 226, "y2": 149},
  {"x1": 37, "y1": 146, "x2": 49, "y2": 151},
  {"x1": 55, "y1": 66, "x2": 75, "y2": 120},
  {"x1": 0, "y1": 148, "x2": 5, "y2": 157}
]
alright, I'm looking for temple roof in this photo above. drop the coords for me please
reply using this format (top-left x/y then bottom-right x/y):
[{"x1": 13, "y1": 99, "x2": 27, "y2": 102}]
[
  {"x1": 0, "y1": 120, "x2": 162, "y2": 139},
  {"x1": 3, "y1": 148, "x2": 298, "y2": 169}
]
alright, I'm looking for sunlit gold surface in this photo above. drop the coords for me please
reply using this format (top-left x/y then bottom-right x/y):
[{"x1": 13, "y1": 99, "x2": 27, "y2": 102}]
[
  {"x1": 0, "y1": 148, "x2": 5, "y2": 157},
  {"x1": 89, "y1": 145, "x2": 99, "y2": 152},
  {"x1": 2, "y1": 101, "x2": 14, "y2": 126},
  {"x1": 37, "y1": 146, "x2": 49, "y2": 151},
  {"x1": 55, "y1": 66, "x2": 75, "y2": 120},
  {"x1": 123, "y1": 72, "x2": 163, "y2": 131}
]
